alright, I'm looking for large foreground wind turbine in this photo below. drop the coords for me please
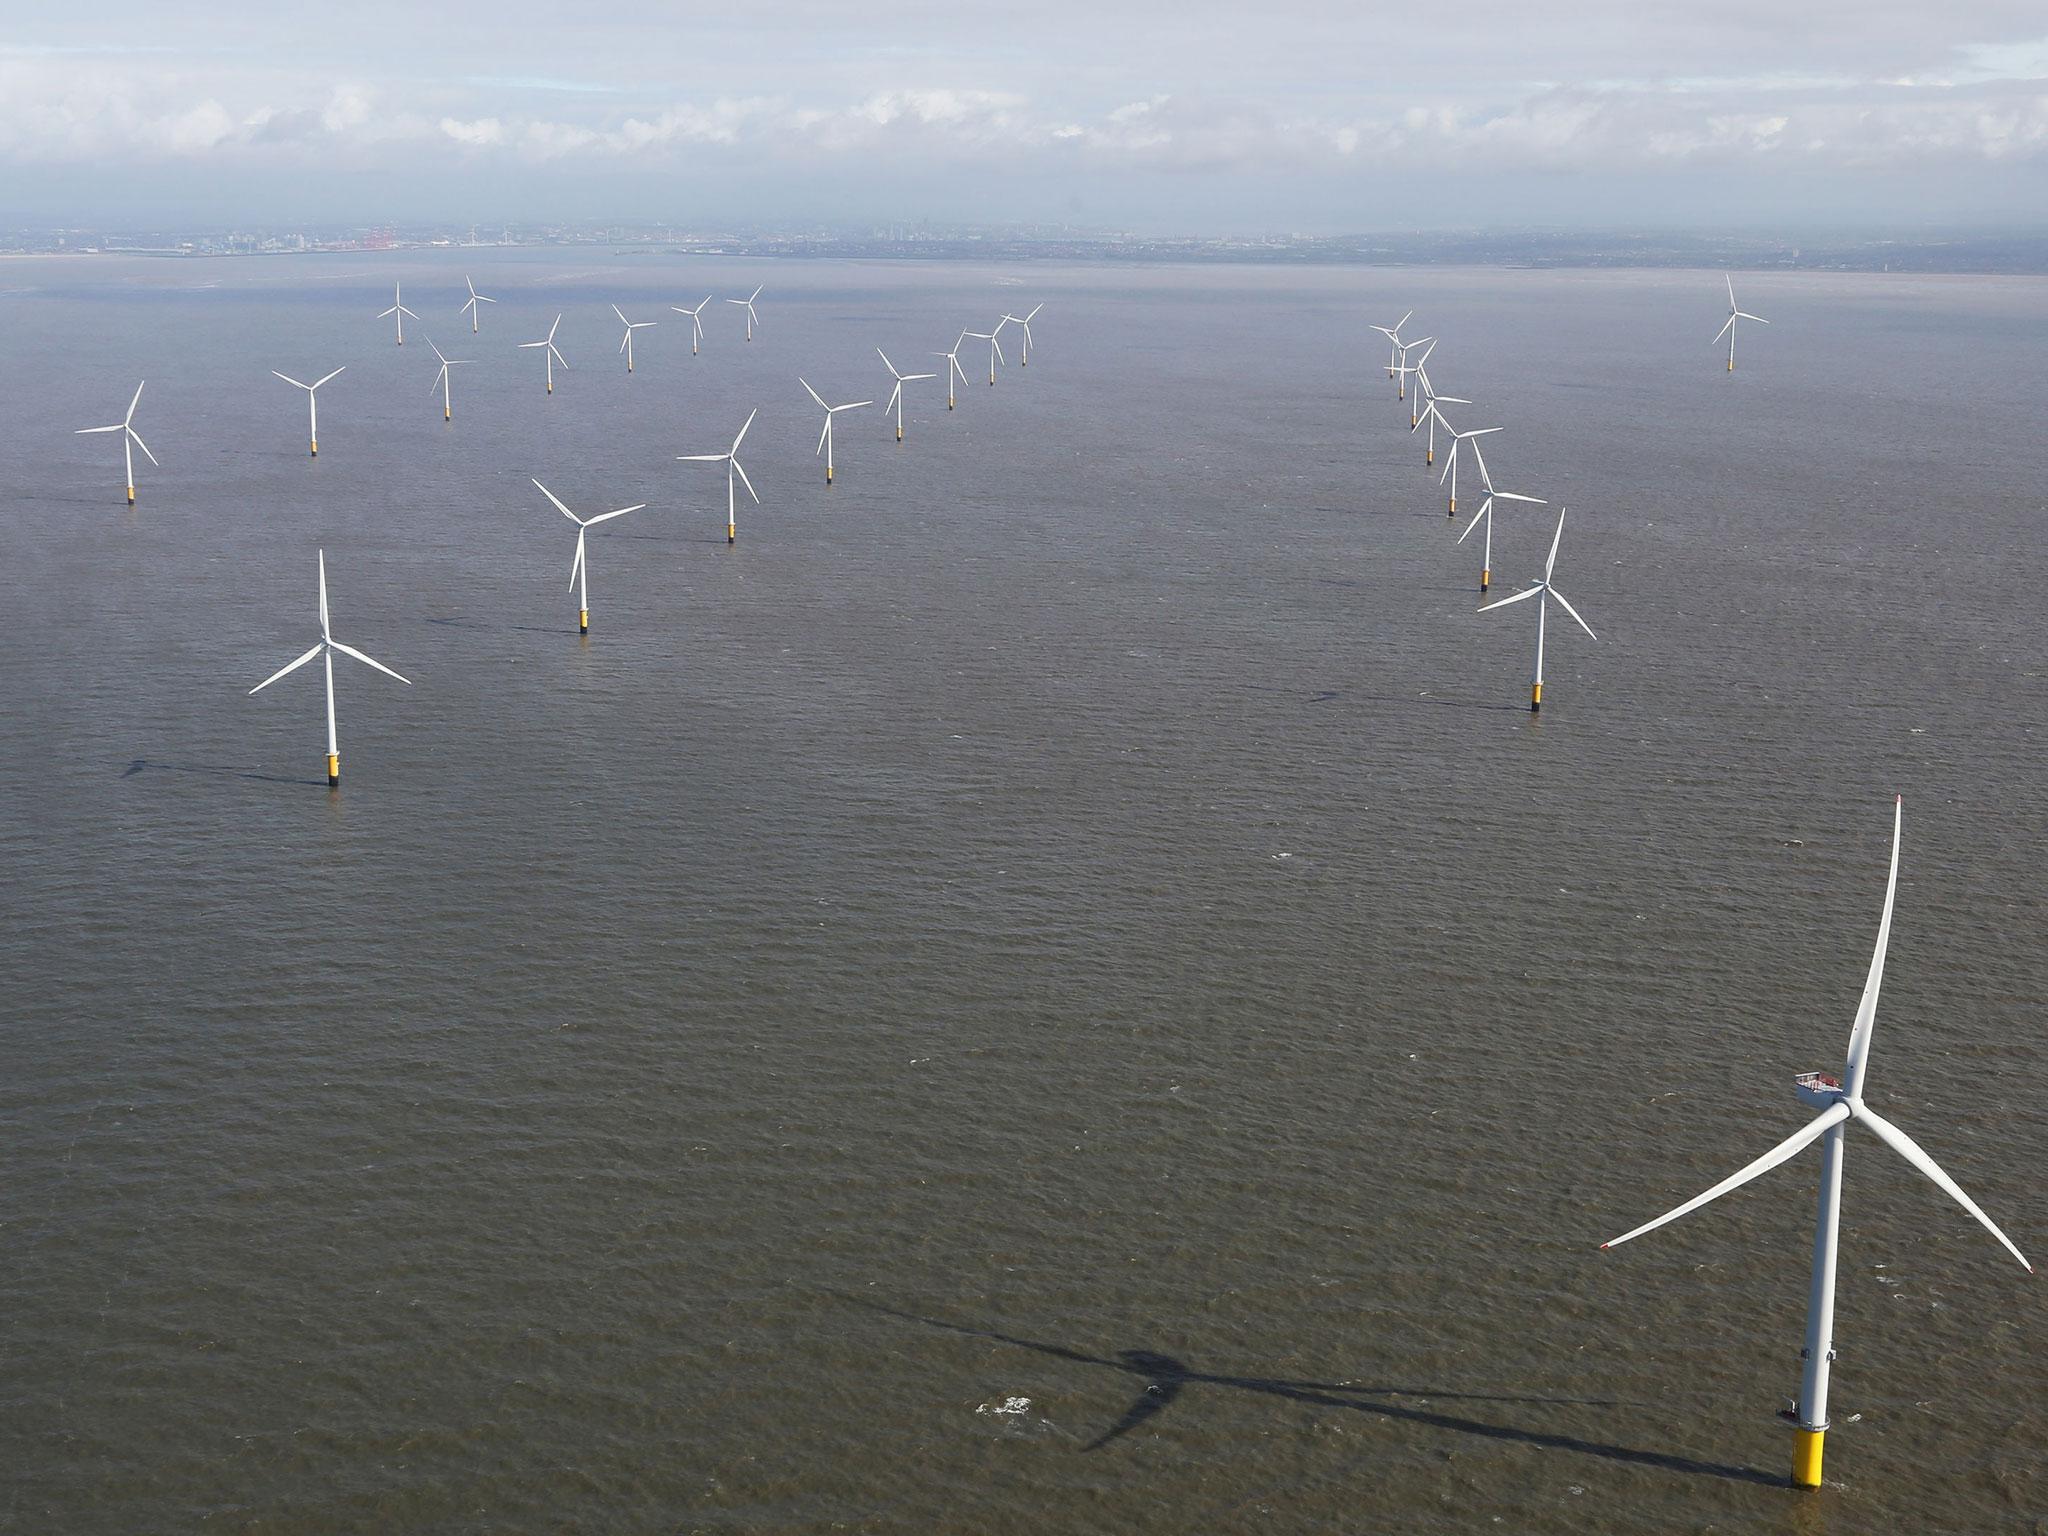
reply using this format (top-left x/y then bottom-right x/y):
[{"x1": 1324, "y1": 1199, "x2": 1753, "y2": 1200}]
[
  {"x1": 534, "y1": 479, "x2": 646, "y2": 635},
  {"x1": 612, "y1": 304, "x2": 657, "y2": 372},
  {"x1": 248, "y1": 549, "x2": 410, "y2": 787},
  {"x1": 670, "y1": 295, "x2": 711, "y2": 354},
  {"x1": 1456, "y1": 457, "x2": 1546, "y2": 593},
  {"x1": 426, "y1": 340, "x2": 468, "y2": 420},
  {"x1": 1715, "y1": 275, "x2": 1769, "y2": 371},
  {"x1": 1477, "y1": 506, "x2": 1595, "y2": 712},
  {"x1": 378, "y1": 283, "x2": 419, "y2": 345},
  {"x1": 520, "y1": 315, "x2": 567, "y2": 393},
  {"x1": 75, "y1": 380, "x2": 158, "y2": 505},
  {"x1": 1369, "y1": 310, "x2": 1414, "y2": 379},
  {"x1": 272, "y1": 367, "x2": 345, "y2": 456},
  {"x1": 1001, "y1": 303, "x2": 1044, "y2": 366},
  {"x1": 460, "y1": 276, "x2": 497, "y2": 333},
  {"x1": 677, "y1": 408, "x2": 759, "y2": 545},
  {"x1": 1602, "y1": 797, "x2": 2030, "y2": 1490},
  {"x1": 878, "y1": 349, "x2": 936, "y2": 442},
  {"x1": 725, "y1": 285, "x2": 763, "y2": 341},
  {"x1": 801, "y1": 379, "x2": 871, "y2": 484},
  {"x1": 934, "y1": 333, "x2": 970, "y2": 410}
]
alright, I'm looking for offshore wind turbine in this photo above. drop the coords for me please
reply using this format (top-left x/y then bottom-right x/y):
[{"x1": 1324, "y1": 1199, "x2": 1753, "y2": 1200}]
[
  {"x1": 1456, "y1": 455, "x2": 1546, "y2": 593},
  {"x1": 75, "y1": 380, "x2": 158, "y2": 505},
  {"x1": 1393, "y1": 336, "x2": 1434, "y2": 409},
  {"x1": 533, "y1": 479, "x2": 646, "y2": 635},
  {"x1": 612, "y1": 305, "x2": 658, "y2": 372},
  {"x1": 670, "y1": 295, "x2": 711, "y2": 354},
  {"x1": 1411, "y1": 367, "x2": 1469, "y2": 469},
  {"x1": 1369, "y1": 310, "x2": 1414, "y2": 378},
  {"x1": 460, "y1": 276, "x2": 497, "y2": 333},
  {"x1": 1477, "y1": 506, "x2": 1595, "y2": 712},
  {"x1": 248, "y1": 549, "x2": 410, "y2": 787},
  {"x1": 272, "y1": 367, "x2": 345, "y2": 456},
  {"x1": 1715, "y1": 275, "x2": 1769, "y2": 371},
  {"x1": 1000, "y1": 303, "x2": 1043, "y2": 365},
  {"x1": 965, "y1": 327, "x2": 1005, "y2": 385},
  {"x1": 1602, "y1": 797, "x2": 2031, "y2": 1490},
  {"x1": 800, "y1": 379, "x2": 872, "y2": 485},
  {"x1": 725, "y1": 284, "x2": 763, "y2": 341},
  {"x1": 934, "y1": 333, "x2": 971, "y2": 410},
  {"x1": 1438, "y1": 420, "x2": 1501, "y2": 516},
  {"x1": 677, "y1": 408, "x2": 759, "y2": 545},
  {"x1": 877, "y1": 349, "x2": 937, "y2": 442},
  {"x1": 426, "y1": 339, "x2": 469, "y2": 421},
  {"x1": 377, "y1": 282, "x2": 419, "y2": 345},
  {"x1": 519, "y1": 315, "x2": 567, "y2": 393}
]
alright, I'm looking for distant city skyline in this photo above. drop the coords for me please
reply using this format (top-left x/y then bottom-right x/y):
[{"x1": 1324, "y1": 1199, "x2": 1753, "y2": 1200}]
[{"x1": 3, "y1": 2, "x2": 2045, "y2": 230}]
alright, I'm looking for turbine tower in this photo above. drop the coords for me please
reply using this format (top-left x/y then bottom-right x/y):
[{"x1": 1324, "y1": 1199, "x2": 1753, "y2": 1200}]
[
  {"x1": 519, "y1": 315, "x2": 568, "y2": 393},
  {"x1": 934, "y1": 333, "x2": 970, "y2": 410},
  {"x1": 878, "y1": 348, "x2": 937, "y2": 442},
  {"x1": 800, "y1": 379, "x2": 872, "y2": 485},
  {"x1": 426, "y1": 339, "x2": 469, "y2": 421},
  {"x1": 272, "y1": 367, "x2": 345, "y2": 457},
  {"x1": 1602, "y1": 798, "x2": 2031, "y2": 1489},
  {"x1": 670, "y1": 295, "x2": 711, "y2": 354},
  {"x1": 377, "y1": 283, "x2": 419, "y2": 345},
  {"x1": 1715, "y1": 275, "x2": 1770, "y2": 372},
  {"x1": 725, "y1": 285, "x2": 763, "y2": 341},
  {"x1": 460, "y1": 276, "x2": 497, "y2": 334},
  {"x1": 533, "y1": 480, "x2": 647, "y2": 636},
  {"x1": 1477, "y1": 506, "x2": 1596, "y2": 712},
  {"x1": 612, "y1": 305, "x2": 657, "y2": 372}
]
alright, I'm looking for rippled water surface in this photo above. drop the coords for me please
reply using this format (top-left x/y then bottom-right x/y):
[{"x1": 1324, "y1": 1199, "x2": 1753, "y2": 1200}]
[{"x1": 3, "y1": 254, "x2": 2045, "y2": 1533}]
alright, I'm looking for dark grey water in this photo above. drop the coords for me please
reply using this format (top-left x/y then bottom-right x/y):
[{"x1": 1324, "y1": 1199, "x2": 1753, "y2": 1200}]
[{"x1": 2, "y1": 253, "x2": 2044, "y2": 1533}]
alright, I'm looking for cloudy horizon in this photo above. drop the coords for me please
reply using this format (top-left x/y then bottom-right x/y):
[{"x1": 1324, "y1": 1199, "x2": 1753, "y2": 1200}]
[{"x1": 5, "y1": 2, "x2": 2047, "y2": 232}]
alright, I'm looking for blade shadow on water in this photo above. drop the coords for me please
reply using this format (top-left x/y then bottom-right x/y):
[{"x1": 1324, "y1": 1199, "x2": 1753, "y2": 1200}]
[
  {"x1": 840, "y1": 1296, "x2": 1782, "y2": 1487},
  {"x1": 121, "y1": 758, "x2": 328, "y2": 787}
]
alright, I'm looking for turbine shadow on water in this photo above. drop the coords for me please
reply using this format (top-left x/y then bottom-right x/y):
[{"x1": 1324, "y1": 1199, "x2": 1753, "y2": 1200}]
[
  {"x1": 842, "y1": 1296, "x2": 1782, "y2": 1485},
  {"x1": 122, "y1": 757, "x2": 328, "y2": 787}
]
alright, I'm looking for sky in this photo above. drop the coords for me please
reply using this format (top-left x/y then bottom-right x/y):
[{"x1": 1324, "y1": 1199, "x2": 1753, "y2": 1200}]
[{"x1": 4, "y1": 1, "x2": 2047, "y2": 233}]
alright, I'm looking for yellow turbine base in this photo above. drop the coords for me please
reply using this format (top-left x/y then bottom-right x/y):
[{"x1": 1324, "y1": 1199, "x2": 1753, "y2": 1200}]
[
  {"x1": 1448, "y1": 497, "x2": 1457, "y2": 514},
  {"x1": 310, "y1": 441, "x2": 318, "y2": 457},
  {"x1": 897, "y1": 427, "x2": 904, "y2": 442},
  {"x1": 127, "y1": 486, "x2": 136, "y2": 505},
  {"x1": 547, "y1": 383, "x2": 553, "y2": 394},
  {"x1": 1792, "y1": 1428, "x2": 1824, "y2": 1489},
  {"x1": 579, "y1": 608, "x2": 588, "y2": 635},
  {"x1": 1426, "y1": 449, "x2": 1434, "y2": 465},
  {"x1": 728, "y1": 525, "x2": 736, "y2": 545},
  {"x1": 1481, "y1": 569, "x2": 1490, "y2": 592},
  {"x1": 444, "y1": 408, "x2": 451, "y2": 421},
  {"x1": 1531, "y1": 681, "x2": 1543, "y2": 711},
  {"x1": 826, "y1": 467, "x2": 834, "y2": 484},
  {"x1": 1728, "y1": 358, "x2": 1735, "y2": 371},
  {"x1": 326, "y1": 753, "x2": 339, "y2": 786}
]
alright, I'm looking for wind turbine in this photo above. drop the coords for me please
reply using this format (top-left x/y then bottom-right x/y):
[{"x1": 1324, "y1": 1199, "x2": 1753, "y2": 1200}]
[
  {"x1": 1455, "y1": 454, "x2": 1546, "y2": 594},
  {"x1": 460, "y1": 276, "x2": 497, "y2": 334},
  {"x1": 1715, "y1": 275, "x2": 1769, "y2": 371},
  {"x1": 1601, "y1": 797, "x2": 2031, "y2": 1490},
  {"x1": 75, "y1": 380, "x2": 158, "y2": 505},
  {"x1": 533, "y1": 479, "x2": 646, "y2": 635},
  {"x1": 272, "y1": 367, "x2": 345, "y2": 457},
  {"x1": 800, "y1": 379, "x2": 872, "y2": 485},
  {"x1": 1438, "y1": 420, "x2": 1501, "y2": 516},
  {"x1": 724, "y1": 284, "x2": 763, "y2": 341},
  {"x1": 1410, "y1": 366, "x2": 1469, "y2": 469},
  {"x1": 612, "y1": 304, "x2": 657, "y2": 372},
  {"x1": 1393, "y1": 336, "x2": 1434, "y2": 410},
  {"x1": 934, "y1": 333, "x2": 970, "y2": 410},
  {"x1": 519, "y1": 315, "x2": 567, "y2": 394},
  {"x1": 670, "y1": 295, "x2": 711, "y2": 354},
  {"x1": 1369, "y1": 310, "x2": 1414, "y2": 379},
  {"x1": 676, "y1": 408, "x2": 759, "y2": 545},
  {"x1": 1001, "y1": 303, "x2": 1043, "y2": 366},
  {"x1": 877, "y1": 348, "x2": 937, "y2": 442},
  {"x1": 248, "y1": 549, "x2": 410, "y2": 787},
  {"x1": 426, "y1": 339, "x2": 468, "y2": 421},
  {"x1": 1477, "y1": 506, "x2": 1595, "y2": 712},
  {"x1": 377, "y1": 282, "x2": 419, "y2": 345},
  {"x1": 965, "y1": 327, "x2": 1004, "y2": 386}
]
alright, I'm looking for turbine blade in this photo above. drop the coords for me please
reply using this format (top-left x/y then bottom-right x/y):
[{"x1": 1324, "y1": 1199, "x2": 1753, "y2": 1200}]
[
  {"x1": 532, "y1": 479, "x2": 580, "y2": 523},
  {"x1": 249, "y1": 642, "x2": 324, "y2": 695},
  {"x1": 76, "y1": 424, "x2": 123, "y2": 434},
  {"x1": 732, "y1": 408, "x2": 757, "y2": 452},
  {"x1": 732, "y1": 457, "x2": 759, "y2": 503},
  {"x1": 273, "y1": 371, "x2": 309, "y2": 389},
  {"x1": 129, "y1": 430, "x2": 159, "y2": 468},
  {"x1": 1713, "y1": 316, "x2": 1735, "y2": 344},
  {"x1": 676, "y1": 453, "x2": 727, "y2": 462},
  {"x1": 1842, "y1": 797, "x2": 1903, "y2": 1096},
  {"x1": 1602, "y1": 1102, "x2": 1853, "y2": 1251},
  {"x1": 800, "y1": 378, "x2": 827, "y2": 409},
  {"x1": 886, "y1": 383, "x2": 901, "y2": 414},
  {"x1": 1855, "y1": 1106, "x2": 2033, "y2": 1273},
  {"x1": 314, "y1": 368, "x2": 345, "y2": 389},
  {"x1": 583, "y1": 504, "x2": 646, "y2": 526},
  {"x1": 877, "y1": 347, "x2": 898, "y2": 376},
  {"x1": 317, "y1": 550, "x2": 330, "y2": 639},
  {"x1": 570, "y1": 531, "x2": 585, "y2": 588},
  {"x1": 816, "y1": 419, "x2": 830, "y2": 457},
  {"x1": 612, "y1": 304, "x2": 628, "y2": 324},
  {"x1": 1456, "y1": 505, "x2": 1486, "y2": 544},
  {"x1": 330, "y1": 639, "x2": 412, "y2": 686},
  {"x1": 126, "y1": 380, "x2": 146, "y2": 421},
  {"x1": 1549, "y1": 586, "x2": 1598, "y2": 641},
  {"x1": 1478, "y1": 584, "x2": 1543, "y2": 614},
  {"x1": 1544, "y1": 507, "x2": 1567, "y2": 579}
]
